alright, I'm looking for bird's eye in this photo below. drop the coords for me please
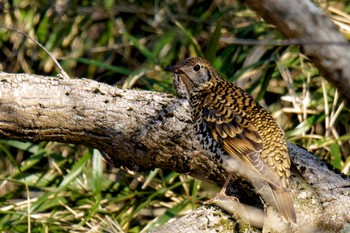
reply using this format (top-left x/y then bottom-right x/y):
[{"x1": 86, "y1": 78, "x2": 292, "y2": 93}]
[{"x1": 193, "y1": 64, "x2": 200, "y2": 71}]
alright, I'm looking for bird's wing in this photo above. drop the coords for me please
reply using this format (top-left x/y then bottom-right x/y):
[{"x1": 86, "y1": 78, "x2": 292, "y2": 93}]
[{"x1": 202, "y1": 98, "x2": 281, "y2": 189}]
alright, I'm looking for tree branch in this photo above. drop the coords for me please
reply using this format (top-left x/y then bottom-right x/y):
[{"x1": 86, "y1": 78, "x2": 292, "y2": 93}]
[
  {"x1": 0, "y1": 73, "x2": 349, "y2": 232},
  {"x1": 245, "y1": 0, "x2": 350, "y2": 103}
]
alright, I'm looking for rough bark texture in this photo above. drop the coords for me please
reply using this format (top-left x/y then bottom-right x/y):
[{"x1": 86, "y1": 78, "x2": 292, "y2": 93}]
[
  {"x1": 245, "y1": 0, "x2": 350, "y2": 104},
  {"x1": 152, "y1": 206, "x2": 240, "y2": 233},
  {"x1": 0, "y1": 73, "x2": 349, "y2": 232}
]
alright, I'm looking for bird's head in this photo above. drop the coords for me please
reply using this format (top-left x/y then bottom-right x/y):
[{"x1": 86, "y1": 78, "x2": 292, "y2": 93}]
[{"x1": 165, "y1": 57, "x2": 221, "y2": 97}]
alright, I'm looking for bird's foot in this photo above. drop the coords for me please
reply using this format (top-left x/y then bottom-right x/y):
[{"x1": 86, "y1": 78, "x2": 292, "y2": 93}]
[{"x1": 205, "y1": 174, "x2": 239, "y2": 204}]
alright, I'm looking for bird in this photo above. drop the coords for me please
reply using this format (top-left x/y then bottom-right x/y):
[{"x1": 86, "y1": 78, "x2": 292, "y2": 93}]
[{"x1": 165, "y1": 57, "x2": 297, "y2": 223}]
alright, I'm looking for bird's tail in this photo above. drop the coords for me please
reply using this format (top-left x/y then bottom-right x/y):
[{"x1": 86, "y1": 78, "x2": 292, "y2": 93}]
[{"x1": 270, "y1": 185, "x2": 297, "y2": 223}]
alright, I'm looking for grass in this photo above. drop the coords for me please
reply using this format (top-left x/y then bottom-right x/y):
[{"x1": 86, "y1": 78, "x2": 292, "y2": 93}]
[{"x1": 0, "y1": 0, "x2": 350, "y2": 232}]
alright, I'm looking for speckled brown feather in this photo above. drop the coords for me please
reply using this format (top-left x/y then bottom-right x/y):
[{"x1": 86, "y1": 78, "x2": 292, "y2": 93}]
[{"x1": 165, "y1": 57, "x2": 296, "y2": 223}]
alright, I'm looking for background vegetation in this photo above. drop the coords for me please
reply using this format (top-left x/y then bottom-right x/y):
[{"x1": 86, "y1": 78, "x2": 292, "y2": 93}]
[{"x1": 0, "y1": 0, "x2": 349, "y2": 232}]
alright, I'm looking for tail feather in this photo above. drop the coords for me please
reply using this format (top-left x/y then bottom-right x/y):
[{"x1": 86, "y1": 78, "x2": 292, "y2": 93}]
[{"x1": 270, "y1": 186, "x2": 297, "y2": 223}]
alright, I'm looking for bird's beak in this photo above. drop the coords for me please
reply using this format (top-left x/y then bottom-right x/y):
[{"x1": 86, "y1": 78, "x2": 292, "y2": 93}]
[
  {"x1": 164, "y1": 65, "x2": 181, "y2": 74},
  {"x1": 164, "y1": 64, "x2": 193, "y2": 92}
]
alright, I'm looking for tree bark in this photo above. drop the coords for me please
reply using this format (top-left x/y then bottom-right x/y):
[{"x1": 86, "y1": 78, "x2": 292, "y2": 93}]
[
  {"x1": 245, "y1": 0, "x2": 350, "y2": 104},
  {"x1": 0, "y1": 73, "x2": 349, "y2": 232}
]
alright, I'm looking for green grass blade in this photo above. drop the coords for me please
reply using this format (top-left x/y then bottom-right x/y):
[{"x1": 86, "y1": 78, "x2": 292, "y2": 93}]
[
  {"x1": 58, "y1": 151, "x2": 91, "y2": 191},
  {"x1": 191, "y1": 179, "x2": 202, "y2": 198},
  {"x1": 75, "y1": 57, "x2": 131, "y2": 75},
  {"x1": 286, "y1": 114, "x2": 325, "y2": 137},
  {"x1": 330, "y1": 143, "x2": 342, "y2": 169},
  {"x1": 121, "y1": 30, "x2": 158, "y2": 63},
  {"x1": 205, "y1": 19, "x2": 222, "y2": 63},
  {"x1": 0, "y1": 140, "x2": 40, "y2": 154},
  {"x1": 175, "y1": 21, "x2": 203, "y2": 57},
  {"x1": 92, "y1": 149, "x2": 103, "y2": 194},
  {"x1": 140, "y1": 198, "x2": 191, "y2": 233}
]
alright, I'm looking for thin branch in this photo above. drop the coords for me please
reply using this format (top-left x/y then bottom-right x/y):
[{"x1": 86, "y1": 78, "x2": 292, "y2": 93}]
[
  {"x1": 0, "y1": 26, "x2": 70, "y2": 79},
  {"x1": 220, "y1": 37, "x2": 350, "y2": 46},
  {"x1": 245, "y1": 0, "x2": 350, "y2": 103}
]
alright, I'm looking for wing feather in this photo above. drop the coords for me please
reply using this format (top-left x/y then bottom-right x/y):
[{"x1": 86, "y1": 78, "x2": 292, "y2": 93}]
[{"x1": 203, "y1": 99, "x2": 281, "y2": 188}]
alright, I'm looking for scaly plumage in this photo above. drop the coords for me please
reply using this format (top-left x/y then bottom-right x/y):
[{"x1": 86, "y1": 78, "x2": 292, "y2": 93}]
[{"x1": 165, "y1": 57, "x2": 296, "y2": 223}]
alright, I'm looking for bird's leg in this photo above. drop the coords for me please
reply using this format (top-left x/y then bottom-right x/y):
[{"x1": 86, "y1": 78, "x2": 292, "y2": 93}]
[
  {"x1": 205, "y1": 174, "x2": 237, "y2": 205},
  {"x1": 217, "y1": 174, "x2": 239, "y2": 202},
  {"x1": 208, "y1": 174, "x2": 258, "y2": 226},
  {"x1": 220, "y1": 174, "x2": 233, "y2": 196}
]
